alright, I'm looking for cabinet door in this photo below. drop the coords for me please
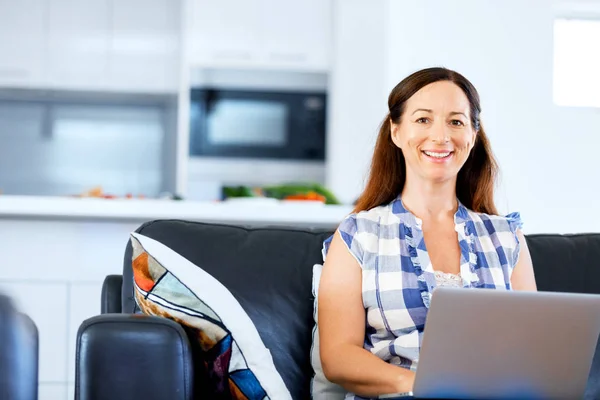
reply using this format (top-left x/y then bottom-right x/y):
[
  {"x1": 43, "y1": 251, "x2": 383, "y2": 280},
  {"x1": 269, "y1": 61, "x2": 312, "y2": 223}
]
[
  {"x1": 258, "y1": 0, "x2": 331, "y2": 71},
  {"x1": 187, "y1": 0, "x2": 331, "y2": 71},
  {"x1": 109, "y1": 0, "x2": 180, "y2": 93},
  {"x1": 47, "y1": 0, "x2": 110, "y2": 90},
  {"x1": 0, "y1": 0, "x2": 47, "y2": 87},
  {"x1": 187, "y1": 0, "x2": 261, "y2": 67}
]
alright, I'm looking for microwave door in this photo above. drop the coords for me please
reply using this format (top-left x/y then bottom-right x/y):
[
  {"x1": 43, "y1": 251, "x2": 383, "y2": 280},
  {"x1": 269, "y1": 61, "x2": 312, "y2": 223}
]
[
  {"x1": 189, "y1": 88, "x2": 326, "y2": 161},
  {"x1": 192, "y1": 90, "x2": 292, "y2": 159},
  {"x1": 207, "y1": 99, "x2": 288, "y2": 148}
]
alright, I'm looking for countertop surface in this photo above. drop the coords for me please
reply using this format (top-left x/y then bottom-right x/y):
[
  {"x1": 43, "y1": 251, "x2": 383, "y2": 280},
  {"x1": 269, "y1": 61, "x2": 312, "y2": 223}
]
[{"x1": 0, "y1": 195, "x2": 353, "y2": 228}]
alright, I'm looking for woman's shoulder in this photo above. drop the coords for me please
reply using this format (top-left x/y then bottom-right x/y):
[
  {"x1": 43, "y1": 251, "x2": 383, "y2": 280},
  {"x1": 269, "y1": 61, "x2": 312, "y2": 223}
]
[
  {"x1": 323, "y1": 203, "x2": 397, "y2": 263},
  {"x1": 340, "y1": 203, "x2": 396, "y2": 231},
  {"x1": 324, "y1": 204, "x2": 392, "y2": 252},
  {"x1": 466, "y1": 208, "x2": 523, "y2": 234}
]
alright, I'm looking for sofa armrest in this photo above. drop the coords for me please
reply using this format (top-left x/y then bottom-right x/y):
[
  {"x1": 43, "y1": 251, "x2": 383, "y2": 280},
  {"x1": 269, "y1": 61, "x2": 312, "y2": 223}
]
[
  {"x1": 101, "y1": 275, "x2": 123, "y2": 314},
  {"x1": 75, "y1": 314, "x2": 193, "y2": 400}
]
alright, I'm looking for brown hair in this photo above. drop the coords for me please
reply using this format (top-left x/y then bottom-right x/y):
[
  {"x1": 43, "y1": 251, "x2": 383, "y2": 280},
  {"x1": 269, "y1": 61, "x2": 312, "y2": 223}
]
[{"x1": 353, "y1": 67, "x2": 499, "y2": 215}]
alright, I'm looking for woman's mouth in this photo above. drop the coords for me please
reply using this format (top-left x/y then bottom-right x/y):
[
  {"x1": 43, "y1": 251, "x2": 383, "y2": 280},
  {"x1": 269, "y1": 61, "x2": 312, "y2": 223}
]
[{"x1": 422, "y1": 150, "x2": 453, "y2": 162}]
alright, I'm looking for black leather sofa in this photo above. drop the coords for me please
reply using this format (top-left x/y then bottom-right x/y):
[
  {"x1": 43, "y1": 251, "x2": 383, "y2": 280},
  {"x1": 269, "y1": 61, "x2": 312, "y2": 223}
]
[
  {"x1": 75, "y1": 219, "x2": 600, "y2": 400},
  {"x1": 0, "y1": 294, "x2": 39, "y2": 400}
]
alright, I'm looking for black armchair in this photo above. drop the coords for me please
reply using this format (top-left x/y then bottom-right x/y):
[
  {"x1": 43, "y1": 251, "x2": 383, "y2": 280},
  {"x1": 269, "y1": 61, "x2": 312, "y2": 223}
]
[{"x1": 0, "y1": 294, "x2": 39, "y2": 400}]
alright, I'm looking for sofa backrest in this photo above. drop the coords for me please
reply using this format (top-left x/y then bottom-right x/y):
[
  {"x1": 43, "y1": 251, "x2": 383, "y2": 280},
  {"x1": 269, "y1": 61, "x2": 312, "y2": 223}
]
[
  {"x1": 526, "y1": 233, "x2": 600, "y2": 399},
  {"x1": 526, "y1": 233, "x2": 600, "y2": 294},
  {"x1": 122, "y1": 219, "x2": 333, "y2": 400}
]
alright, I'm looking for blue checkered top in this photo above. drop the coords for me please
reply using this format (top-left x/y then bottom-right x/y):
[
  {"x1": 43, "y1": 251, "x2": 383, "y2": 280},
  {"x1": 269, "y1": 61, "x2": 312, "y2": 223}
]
[{"x1": 322, "y1": 196, "x2": 523, "y2": 376}]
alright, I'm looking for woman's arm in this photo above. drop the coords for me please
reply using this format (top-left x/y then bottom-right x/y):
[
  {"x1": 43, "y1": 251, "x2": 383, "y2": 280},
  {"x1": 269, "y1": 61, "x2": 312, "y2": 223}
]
[
  {"x1": 511, "y1": 230, "x2": 537, "y2": 291},
  {"x1": 319, "y1": 231, "x2": 415, "y2": 397}
]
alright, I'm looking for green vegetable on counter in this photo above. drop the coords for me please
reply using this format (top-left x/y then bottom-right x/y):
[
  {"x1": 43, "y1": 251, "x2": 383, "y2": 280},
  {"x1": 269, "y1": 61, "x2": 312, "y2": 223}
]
[{"x1": 222, "y1": 183, "x2": 341, "y2": 205}]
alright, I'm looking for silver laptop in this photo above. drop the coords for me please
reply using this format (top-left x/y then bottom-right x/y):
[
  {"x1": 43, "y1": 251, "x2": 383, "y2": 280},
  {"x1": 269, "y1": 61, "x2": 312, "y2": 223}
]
[{"x1": 379, "y1": 287, "x2": 600, "y2": 399}]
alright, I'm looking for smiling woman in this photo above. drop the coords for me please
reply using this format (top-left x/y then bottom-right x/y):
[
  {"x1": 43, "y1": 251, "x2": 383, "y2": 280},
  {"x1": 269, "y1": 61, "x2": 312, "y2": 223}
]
[
  {"x1": 316, "y1": 67, "x2": 537, "y2": 399},
  {"x1": 355, "y1": 67, "x2": 496, "y2": 215}
]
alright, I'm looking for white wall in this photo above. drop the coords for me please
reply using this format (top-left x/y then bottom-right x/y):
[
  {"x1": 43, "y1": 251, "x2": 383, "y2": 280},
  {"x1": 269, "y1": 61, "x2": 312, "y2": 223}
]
[
  {"x1": 328, "y1": 0, "x2": 600, "y2": 233},
  {"x1": 326, "y1": 0, "x2": 390, "y2": 205}
]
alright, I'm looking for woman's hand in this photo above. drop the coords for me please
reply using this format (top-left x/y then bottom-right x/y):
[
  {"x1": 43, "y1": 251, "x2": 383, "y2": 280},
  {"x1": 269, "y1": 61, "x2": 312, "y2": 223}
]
[{"x1": 394, "y1": 370, "x2": 416, "y2": 393}]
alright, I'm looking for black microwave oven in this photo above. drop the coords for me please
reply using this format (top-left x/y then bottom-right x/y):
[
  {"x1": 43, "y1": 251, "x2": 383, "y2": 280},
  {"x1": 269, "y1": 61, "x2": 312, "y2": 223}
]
[{"x1": 189, "y1": 88, "x2": 327, "y2": 161}]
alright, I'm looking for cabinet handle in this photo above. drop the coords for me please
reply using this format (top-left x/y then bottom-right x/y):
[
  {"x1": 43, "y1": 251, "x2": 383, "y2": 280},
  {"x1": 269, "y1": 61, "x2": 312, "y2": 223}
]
[
  {"x1": 0, "y1": 67, "x2": 30, "y2": 79},
  {"x1": 212, "y1": 50, "x2": 253, "y2": 61},
  {"x1": 269, "y1": 52, "x2": 307, "y2": 63}
]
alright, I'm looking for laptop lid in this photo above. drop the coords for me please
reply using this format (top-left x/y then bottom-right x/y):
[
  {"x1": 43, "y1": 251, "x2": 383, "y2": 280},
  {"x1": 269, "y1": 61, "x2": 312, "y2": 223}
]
[{"x1": 412, "y1": 288, "x2": 600, "y2": 400}]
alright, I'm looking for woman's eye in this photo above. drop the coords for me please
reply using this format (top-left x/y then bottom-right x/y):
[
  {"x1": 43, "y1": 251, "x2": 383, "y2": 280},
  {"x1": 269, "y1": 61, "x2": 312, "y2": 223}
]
[
  {"x1": 416, "y1": 117, "x2": 429, "y2": 124},
  {"x1": 450, "y1": 119, "x2": 465, "y2": 126}
]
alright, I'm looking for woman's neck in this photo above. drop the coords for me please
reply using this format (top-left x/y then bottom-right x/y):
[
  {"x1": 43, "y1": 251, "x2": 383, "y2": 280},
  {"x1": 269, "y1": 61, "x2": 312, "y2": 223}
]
[{"x1": 401, "y1": 178, "x2": 458, "y2": 220}]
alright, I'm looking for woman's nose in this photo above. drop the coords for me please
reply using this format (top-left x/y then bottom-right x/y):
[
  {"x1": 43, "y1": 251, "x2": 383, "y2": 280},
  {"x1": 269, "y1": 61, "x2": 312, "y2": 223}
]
[{"x1": 430, "y1": 122, "x2": 450, "y2": 144}]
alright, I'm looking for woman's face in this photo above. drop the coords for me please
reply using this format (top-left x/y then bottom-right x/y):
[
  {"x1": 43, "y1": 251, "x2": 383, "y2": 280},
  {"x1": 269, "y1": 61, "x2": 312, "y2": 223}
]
[{"x1": 391, "y1": 81, "x2": 477, "y2": 184}]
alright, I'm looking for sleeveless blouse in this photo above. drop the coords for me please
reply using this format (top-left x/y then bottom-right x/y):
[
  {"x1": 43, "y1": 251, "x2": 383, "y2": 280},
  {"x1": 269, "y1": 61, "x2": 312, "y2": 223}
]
[{"x1": 322, "y1": 197, "x2": 523, "y2": 399}]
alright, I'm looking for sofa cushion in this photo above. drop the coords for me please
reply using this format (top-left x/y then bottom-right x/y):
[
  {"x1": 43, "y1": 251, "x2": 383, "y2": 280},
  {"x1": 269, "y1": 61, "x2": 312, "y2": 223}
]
[
  {"x1": 310, "y1": 264, "x2": 346, "y2": 399},
  {"x1": 123, "y1": 220, "x2": 335, "y2": 400},
  {"x1": 131, "y1": 232, "x2": 291, "y2": 399}
]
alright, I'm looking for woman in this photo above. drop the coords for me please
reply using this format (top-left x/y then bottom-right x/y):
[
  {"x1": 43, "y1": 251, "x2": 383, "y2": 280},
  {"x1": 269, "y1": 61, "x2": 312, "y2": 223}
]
[{"x1": 318, "y1": 67, "x2": 537, "y2": 399}]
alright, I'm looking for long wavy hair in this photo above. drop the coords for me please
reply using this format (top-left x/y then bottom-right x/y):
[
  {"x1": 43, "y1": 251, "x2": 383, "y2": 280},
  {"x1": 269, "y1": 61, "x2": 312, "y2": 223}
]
[{"x1": 353, "y1": 67, "x2": 499, "y2": 215}]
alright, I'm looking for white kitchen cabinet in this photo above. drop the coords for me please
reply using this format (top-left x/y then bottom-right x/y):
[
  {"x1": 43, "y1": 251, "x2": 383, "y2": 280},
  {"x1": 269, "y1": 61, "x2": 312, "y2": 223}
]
[
  {"x1": 45, "y1": 0, "x2": 181, "y2": 93},
  {"x1": 187, "y1": 0, "x2": 332, "y2": 72},
  {"x1": 108, "y1": 0, "x2": 180, "y2": 93},
  {"x1": 47, "y1": 0, "x2": 111, "y2": 91},
  {"x1": 257, "y1": 0, "x2": 332, "y2": 71},
  {"x1": 187, "y1": 0, "x2": 261, "y2": 67},
  {"x1": 0, "y1": 0, "x2": 47, "y2": 88}
]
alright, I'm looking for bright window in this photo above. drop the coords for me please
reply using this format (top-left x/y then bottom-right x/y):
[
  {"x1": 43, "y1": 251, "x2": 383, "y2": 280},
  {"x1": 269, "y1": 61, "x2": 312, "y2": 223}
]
[{"x1": 553, "y1": 18, "x2": 600, "y2": 107}]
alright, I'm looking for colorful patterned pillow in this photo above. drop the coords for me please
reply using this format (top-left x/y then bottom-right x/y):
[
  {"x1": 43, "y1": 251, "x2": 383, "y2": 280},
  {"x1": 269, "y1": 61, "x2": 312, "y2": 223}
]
[
  {"x1": 130, "y1": 232, "x2": 292, "y2": 400},
  {"x1": 310, "y1": 264, "x2": 347, "y2": 399}
]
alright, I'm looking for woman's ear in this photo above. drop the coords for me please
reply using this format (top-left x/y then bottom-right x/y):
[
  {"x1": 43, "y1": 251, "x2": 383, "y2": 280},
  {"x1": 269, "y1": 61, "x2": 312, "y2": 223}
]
[
  {"x1": 390, "y1": 119, "x2": 402, "y2": 149},
  {"x1": 466, "y1": 129, "x2": 478, "y2": 154}
]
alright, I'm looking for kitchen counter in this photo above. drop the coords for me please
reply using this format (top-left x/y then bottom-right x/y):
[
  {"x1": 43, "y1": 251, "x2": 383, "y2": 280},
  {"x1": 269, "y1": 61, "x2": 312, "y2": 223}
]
[{"x1": 0, "y1": 195, "x2": 353, "y2": 228}]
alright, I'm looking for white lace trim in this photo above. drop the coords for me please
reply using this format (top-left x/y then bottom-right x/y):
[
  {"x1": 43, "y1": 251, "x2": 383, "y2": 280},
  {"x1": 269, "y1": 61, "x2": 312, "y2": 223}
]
[{"x1": 434, "y1": 271, "x2": 463, "y2": 287}]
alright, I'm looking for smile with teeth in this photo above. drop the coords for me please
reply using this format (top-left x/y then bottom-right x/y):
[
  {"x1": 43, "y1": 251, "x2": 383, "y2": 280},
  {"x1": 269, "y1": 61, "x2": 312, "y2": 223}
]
[{"x1": 422, "y1": 150, "x2": 453, "y2": 159}]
